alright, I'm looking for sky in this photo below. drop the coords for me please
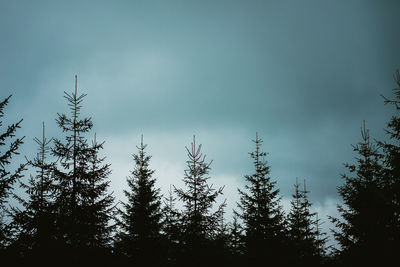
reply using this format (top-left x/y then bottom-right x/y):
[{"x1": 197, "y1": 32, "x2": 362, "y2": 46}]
[{"x1": 1, "y1": 0, "x2": 400, "y2": 246}]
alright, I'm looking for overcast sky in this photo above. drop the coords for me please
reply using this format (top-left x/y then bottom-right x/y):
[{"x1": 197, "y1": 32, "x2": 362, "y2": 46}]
[{"x1": 1, "y1": 0, "x2": 400, "y2": 244}]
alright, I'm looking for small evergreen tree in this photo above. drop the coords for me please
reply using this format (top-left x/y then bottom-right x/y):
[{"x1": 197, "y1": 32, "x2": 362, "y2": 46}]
[
  {"x1": 228, "y1": 213, "x2": 244, "y2": 257},
  {"x1": 116, "y1": 135, "x2": 162, "y2": 266},
  {"x1": 174, "y1": 136, "x2": 226, "y2": 266},
  {"x1": 287, "y1": 178, "x2": 326, "y2": 265},
  {"x1": 84, "y1": 133, "x2": 115, "y2": 252},
  {"x1": 226, "y1": 214, "x2": 245, "y2": 267},
  {"x1": 210, "y1": 209, "x2": 231, "y2": 266},
  {"x1": 9, "y1": 123, "x2": 56, "y2": 261},
  {"x1": 162, "y1": 186, "x2": 181, "y2": 266},
  {"x1": 236, "y1": 133, "x2": 286, "y2": 265},
  {"x1": 331, "y1": 122, "x2": 389, "y2": 266},
  {"x1": 0, "y1": 95, "x2": 25, "y2": 251}
]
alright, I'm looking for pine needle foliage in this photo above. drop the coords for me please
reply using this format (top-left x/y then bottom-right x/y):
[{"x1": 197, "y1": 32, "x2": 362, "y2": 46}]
[{"x1": 0, "y1": 95, "x2": 25, "y2": 249}]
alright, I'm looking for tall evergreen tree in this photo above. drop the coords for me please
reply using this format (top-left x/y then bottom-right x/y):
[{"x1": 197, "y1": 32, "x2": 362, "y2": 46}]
[
  {"x1": 378, "y1": 69, "x2": 400, "y2": 260},
  {"x1": 287, "y1": 178, "x2": 326, "y2": 265},
  {"x1": 331, "y1": 122, "x2": 390, "y2": 266},
  {"x1": 0, "y1": 95, "x2": 25, "y2": 251},
  {"x1": 52, "y1": 76, "x2": 114, "y2": 263},
  {"x1": 116, "y1": 136, "x2": 162, "y2": 266},
  {"x1": 236, "y1": 133, "x2": 286, "y2": 266},
  {"x1": 9, "y1": 123, "x2": 56, "y2": 261},
  {"x1": 174, "y1": 136, "x2": 226, "y2": 266}
]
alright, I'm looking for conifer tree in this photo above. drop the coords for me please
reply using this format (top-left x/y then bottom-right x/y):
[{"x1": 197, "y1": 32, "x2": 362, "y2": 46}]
[
  {"x1": 211, "y1": 209, "x2": 231, "y2": 266},
  {"x1": 52, "y1": 76, "x2": 114, "y2": 263},
  {"x1": 85, "y1": 134, "x2": 115, "y2": 251},
  {"x1": 287, "y1": 178, "x2": 326, "y2": 265},
  {"x1": 9, "y1": 123, "x2": 56, "y2": 261},
  {"x1": 162, "y1": 186, "x2": 181, "y2": 266},
  {"x1": 228, "y1": 213, "x2": 244, "y2": 256},
  {"x1": 331, "y1": 122, "x2": 389, "y2": 266},
  {"x1": 314, "y1": 213, "x2": 327, "y2": 259},
  {"x1": 227, "y1": 214, "x2": 245, "y2": 267},
  {"x1": 0, "y1": 95, "x2": 25, "y2": 250},
  {"x1": 116, "y1": 136, "x2": 162, "y2": 266},
  {"x1": 174, "y1": 136, "x2": 226, "y2": 266},
  {"x1": 236, "y1": 133, "x2": 286, "y2": 265},
  {"x1": 378, "y1": 69, "x2": 400, "y2": 261}
]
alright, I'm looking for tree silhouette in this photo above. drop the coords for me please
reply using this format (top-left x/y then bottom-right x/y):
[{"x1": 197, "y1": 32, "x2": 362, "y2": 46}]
[
  {"x1": 116, "y1": 135, "x2": 162, "y2": 266},
  {"x1": 377, "y1": 69, "x2": 400, "y2": 263},
  {"x1": 9, "y1": 123, "x2": 56, "y2": 262},
  {"x1": 174, "y1": 136, "x2": 226, "y2": 267},
  {"x1": 287, "y1": 178, "x2": 326, "y2": 265},
  {"x1": 0, "y1": 95, "x2": 25, "y2": 252},
  {"x1": 161, "y1": 186, "x2": 181, "y2": 266},
  {"x1": 236, "y1": 133, "x2": 286, "y2": 265},
  {"x1": 331, "y1": 122, "x2": 390, "y2": 266},
  {"x1": 52, "y1": 76, "x2": 114, "y2": 263},
  {"x1": 84, "y1": 133, "x2": 115, "y2": 255},
  {"x1": 228, "y1": 213, "x2": 244, "y2": 257}
]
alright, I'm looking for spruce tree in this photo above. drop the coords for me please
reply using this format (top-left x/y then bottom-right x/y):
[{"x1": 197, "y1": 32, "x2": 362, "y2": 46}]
[
  {"x1": 228, "y1": 213, "x2": 244, "y2": 257},
  {"x1": 174, "y1": 136, "x2": 226, "y2": 266},
  {"x1": 116, "y1": 135, "x2": 162, "y2": 266},
  {"x1": 378, "y1": 69, "x2": 400, "y2": 261},
  {"x1": 84, "y1": 133, "x2": 115, "y2": 253},
  {"x1": 331, "y1": 122, "x2": 389, "y2": 266},
  {"x1": 236, "y1": 133, "x2": 286, "y2": 265},
  {"x1": 211, "y1": 209, "x2": 231, "y2": 266},
  {"x1": 0, "y1": 95, "x2": 25, "y2": 251},
  {"x1": 287, "y1": 178, "x2": 326, "y2": 265},
  {"x1": 9, "y1": 123, "x2": 56, "y2": 261},
  {"x1": 52, "y1": 76, "x2": 114, "y2": 263},
  {"x1": 162, "y1": 186, "x2": 181, "y2": 266}
]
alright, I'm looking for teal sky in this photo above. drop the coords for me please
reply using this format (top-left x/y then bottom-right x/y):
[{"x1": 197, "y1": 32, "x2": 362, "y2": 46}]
[{"x1": 1, "y1": 0, "x2": 400, "y2": 240}]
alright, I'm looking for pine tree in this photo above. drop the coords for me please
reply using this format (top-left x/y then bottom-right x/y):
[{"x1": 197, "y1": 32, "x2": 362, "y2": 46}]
[
  {"x1": 331, "y1": 122, "x2": 389, "y2": 266},
  {"x1": 228, "y1": 213, "x2": 244, "y2": 256},
  {"x1": 378, "y1": 69, "x2": 400, "y2": 261},
  {"x1": 9, "y1": 123, "x2": 56, "y2": 261},
  {"x1": 287, "y1": 178, "x2": 326, "y2": 265},
  {"x1": 162, "y1": 186, "x2": 181, "y2": 266},
  {"x1": 116, "y1": 135, "x2": 162, "y2": 266},
  {"x1": 0, "y1": 95, "x2": 25, "y2": 251},
  {"x1": 227, "y1": 214, "x2": 245, "y2": 267},
  {"x1": 84, "y1": 134, "x2": 115, "y2": 253},
  {"x1": 211, "y1": 209, "x2": 231, "y2": 266},
  {"x1": 52, "y1": 76, "x2": 114, "y2": 263},
  {"x1": 174, "y1": 136, "x2": 226, "y2": 266},
  {"x1": 314, "y1": 212, "x2": 327, "y2": 260},
  {"x1": 236, "y1": 133, "x2": 286, "y2": 265}
]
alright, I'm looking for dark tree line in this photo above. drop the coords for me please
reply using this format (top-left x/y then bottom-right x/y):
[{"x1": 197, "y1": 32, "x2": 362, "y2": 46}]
[{"x1": 0, "y1": 70, "x2": 400, "y2": 266}]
